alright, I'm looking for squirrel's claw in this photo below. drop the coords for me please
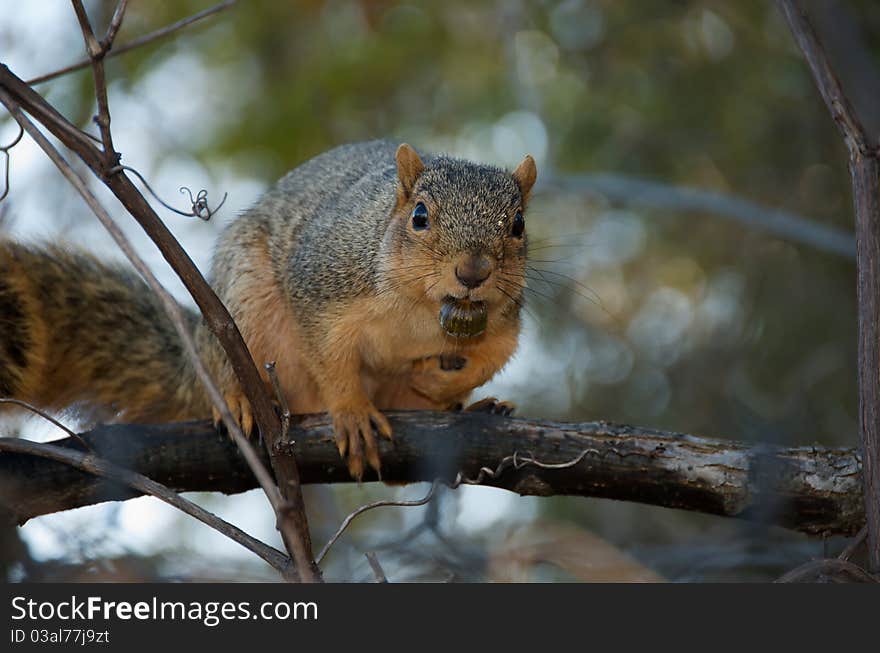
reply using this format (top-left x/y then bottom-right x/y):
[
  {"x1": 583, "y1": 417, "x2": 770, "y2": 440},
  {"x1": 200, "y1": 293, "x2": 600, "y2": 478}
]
[
  {"x1": 464, "y1": 396, "x2": 516, "y2": 417},
  {"x1": 240, "y1": 400, "x2": 254, "y2": 437},
  {"x1": 332, "y1": 405, "x2": 392, "y2": 481},
  {"x1": 212, "y1": 392, "x2": 255, "y2": 438}
]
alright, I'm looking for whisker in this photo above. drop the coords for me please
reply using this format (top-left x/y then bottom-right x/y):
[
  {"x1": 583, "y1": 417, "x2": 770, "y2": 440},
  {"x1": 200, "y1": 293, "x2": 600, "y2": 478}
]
[
  {"x1": 528, "y1": 240, "x2": 599, "y2": 248},
  {"x1": 375, "y1": 270, "x2": 439, "y2": 297},
  {"x1": 526, "y1": 265, "x2": 605, "y2": 305},
  {"x1": 498, "y1": 274, "x2": 562, "y2": 310},
  {"x1": 377, "y1": 268, "x2": 436, "y2": 287},
  {"x1": 527, "y1": 256, "x2": 592, "y2": 266},
  {"x1": 527, "y1": 230, "x2": 596, "y2": 243},
  {"x1": 398, "y1": 276, "x2": 442, "y2": 329},
  {"x1": 496, "y1": 282, "x2": 539, "y2": 324},
  {"x1": 503, "y1": 278, "x2": 560, "y2": 306},
  {"x1": 501, "y1": 268, "x2": 617, "y2": 323}
]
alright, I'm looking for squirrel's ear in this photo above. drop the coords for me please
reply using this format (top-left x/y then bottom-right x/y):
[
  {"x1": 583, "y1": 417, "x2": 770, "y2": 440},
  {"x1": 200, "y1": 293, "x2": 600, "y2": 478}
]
[
  {"x1": 396, "y1": 143, "x2": 425, "y2": 199},
  {"x1": 512, "y1": 155, "x2": 537, "y2": 202}
]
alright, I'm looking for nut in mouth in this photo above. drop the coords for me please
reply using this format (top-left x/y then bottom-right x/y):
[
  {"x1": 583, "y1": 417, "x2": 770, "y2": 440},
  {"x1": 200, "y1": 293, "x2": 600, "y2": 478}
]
[{"x1": 439, "y1": 297, "x2": 488, "y2": 338}]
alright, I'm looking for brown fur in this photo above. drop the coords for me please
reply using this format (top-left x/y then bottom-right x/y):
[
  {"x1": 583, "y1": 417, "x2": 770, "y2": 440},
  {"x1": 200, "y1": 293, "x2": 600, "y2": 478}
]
[
  {"x1": 0, "y1": 241, "x2": 205, "y2": 424},
  {"x1": 1, "y1": 141, "x2": 536, "y2": 480}
]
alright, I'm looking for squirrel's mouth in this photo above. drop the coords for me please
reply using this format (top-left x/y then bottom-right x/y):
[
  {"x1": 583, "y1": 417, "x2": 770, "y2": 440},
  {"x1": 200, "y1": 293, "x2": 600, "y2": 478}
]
[{"x1": 439, "y1": 297, "x2": 487, "y2": 338}]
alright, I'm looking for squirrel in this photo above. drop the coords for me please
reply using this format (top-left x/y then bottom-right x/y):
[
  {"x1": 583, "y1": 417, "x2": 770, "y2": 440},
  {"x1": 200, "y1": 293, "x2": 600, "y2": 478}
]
[{"x1": 0, "y1": 140, "x2": 537, "y2": 479}]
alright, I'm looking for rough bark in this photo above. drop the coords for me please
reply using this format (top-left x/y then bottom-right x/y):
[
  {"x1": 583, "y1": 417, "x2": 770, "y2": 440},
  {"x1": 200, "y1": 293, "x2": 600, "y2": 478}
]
[
  {"x1": 777, "y1": 0, "x2": 880, "y2": 572},
  {"x1": 0, "y1": 412, "x2": 864, "y2": 536},
  {"x1": 851, "y1": 155, "x2": 880, "y2": 569}
]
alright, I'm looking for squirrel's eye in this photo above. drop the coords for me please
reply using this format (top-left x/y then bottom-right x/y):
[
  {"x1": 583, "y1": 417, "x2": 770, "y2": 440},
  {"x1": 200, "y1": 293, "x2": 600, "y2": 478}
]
[
  {"x1": 511, "y1": 211, "x2": 525, "y2": 238},
  {"x1": 412, "y1": 202, "x2": 429, "y2": 230}
]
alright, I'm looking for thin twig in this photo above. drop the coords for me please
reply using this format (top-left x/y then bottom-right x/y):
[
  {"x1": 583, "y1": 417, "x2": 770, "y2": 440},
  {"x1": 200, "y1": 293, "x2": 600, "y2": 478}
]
[
  {"x1": 316, "y1": 481, "x2": 440, "y2": 565},
  {"x1": 776, "y1": 0, "x2": 877, "y2": 156},
  {"x1": 364, "y1": 552, "x2": 388, "y2": 583},
  {"x1": 114, "y1": 165, "x2": 227, "y2": 220},
  {"x1": 775, "y1": 558, "x2": 877, "y2": 583},
  {"x1": 777, "y1": 0, "x2": 880, "y2": 575},
  {"x1": 839, "y1": 526, "x2": 868, "y2": 562},
  {"x1": 102, "y1": 0, "x2": 131, "y2": 51},
  {"x1": 0, "y1": 123, "x2": 23, "y2": 202},
  {"x1": 1, "y1": 57, "x2": 318, "y2": 580},
  {"x1": 27, "y1": 1, "x2": 238, "y2": 86},
  {"x1": 265, "y1": 362, "x2": 291, "y2": 441},
  {"x1": 0, "y1": 437, "x2": 292, "y2": 575},
  {"x1": 0, "y1": 65, "x2": 287, "y2": 491},
  {"x1": 0, "y1": 92, "x2": 307, "y2": 579},
  {"x1": 71, "y1": 0, "x2": 116, "y2": 163},
  {"x1": 0, "y1": 69, "x2": 98, "y2": 152},
  {"x1": 0, "y1": 398, "x2": 90, "y2": 450}
]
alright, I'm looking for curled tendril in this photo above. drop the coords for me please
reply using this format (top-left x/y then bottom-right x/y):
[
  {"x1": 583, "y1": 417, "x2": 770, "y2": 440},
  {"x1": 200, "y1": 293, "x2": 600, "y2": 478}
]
[
  {"x1": 452, "y1": 447, "x2": 598, "y2": 487},
  {"x1": 178, "y1": 185, "x2": 226, "y2": 220},
  {"x1": 0, "y1": 123, "x2": 25, "y2": 203},
  {"x1": 113, "y1": 165, "x2": 227, "y2": 220}
]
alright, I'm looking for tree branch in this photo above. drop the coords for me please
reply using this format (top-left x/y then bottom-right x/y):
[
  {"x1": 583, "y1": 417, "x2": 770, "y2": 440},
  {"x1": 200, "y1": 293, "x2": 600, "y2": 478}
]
[
  {"x1": 71, "y1": 0, "x2": 116, "y2": 162},
  {"x1": 26, "y1": 1, "x2": 238, "y2": 86},
  {"x1": 0, "y1": 413, "x2": 864, "y2": 537},
  {"x1": 0, "y1": 88, "x2": 293, "y2": 549},
  {"x1": 548, "y1": 173, "x2": 856, "y2": 259},
  {"x1": 0, "y1": 437, "x2": 292, "y2": 576},
  {"x1": 0, "y1": 63, "x2": 319, "y2": 581},
  {"x1": 777, "y1": 0, "x2": 880, "y2": 573},
  {"x1": 775, "y1": 558, "x2": 877, "y2": 583},
  {"x1": 316, "y1": 481, "x2": 440, "y2": 564},
  {"x1": 776, "y1": 1, "x2": 877, "y2": 156},
  {"x1": 102, "y1": 0, "x2": 131, "y2": 51}
]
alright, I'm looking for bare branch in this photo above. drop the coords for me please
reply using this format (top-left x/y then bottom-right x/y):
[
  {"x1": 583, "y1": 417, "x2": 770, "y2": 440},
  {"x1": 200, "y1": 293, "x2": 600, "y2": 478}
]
[
  {"x1": 775, "y1": 558, "x2": 877, "y2": 583},
  {"x1": 548, "y1": 173, "x2": 856, "y2": 259},
  {"x1": 27, "y1": 1, "x2": 238, "y2": 86},
  {"x1": 102, "y1": 0, "x2": 131, "y2": 51},
  {"x1": 71, "y1": 0, "x2": 116, "y2": 162},
  {"x1": 0, "y1": 61, "x2": 319, "y2": 581},
  {"x1": 0, "y1": 123, "x2": 23, "y2": 202},
  {"x1": 265, "y1": 362, "x2": 291, "y2": 441},
  {"x1": 0, "y1": 68, "x2": 98, "y2": 152},
  {"x1": 0, "y1": 437, "x2": 292, "y2": 575},
  {"x1": 365, "y1": 553, "x2": 388, "y2": 583},
  {"x1": 316, "y1": 481, "x2": 440, "y2": 565},
  {"x1": 839, "y1": 526, "x2": 867, "y2": 562},
  {"x1": 776, "y1": 0, "x2": 877, "y2": 156},
  {"x1": 777, "y1": 0, "x2": 880, "y2": 574},
  {"x1": 116, "y1": 165, "x2": 227, "y2": 220},
  {"x1": 0, "y1": 398, "x2": 88, "y2": 449},
  {"x1": 0, "y1": 91, "x2": 314, "y2": 581},
  {"x1": 0, "y1": 414, "x2": 863, "y2": 536},
  {"x1": 803, "y1": 0, "x2": 880, "y2": 140}
]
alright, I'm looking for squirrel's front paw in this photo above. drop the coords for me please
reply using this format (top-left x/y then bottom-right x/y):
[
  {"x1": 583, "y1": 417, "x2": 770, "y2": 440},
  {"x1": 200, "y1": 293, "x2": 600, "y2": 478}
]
[
  {"x1": 463, "y1": 396, "x2": 516, "y2": 416},
  {"x1": 331, "y1": 402, "x2": 392, "y2": 481},
  {"x1": 212, "y1": 391, "x2": 254, "y2": 437}
]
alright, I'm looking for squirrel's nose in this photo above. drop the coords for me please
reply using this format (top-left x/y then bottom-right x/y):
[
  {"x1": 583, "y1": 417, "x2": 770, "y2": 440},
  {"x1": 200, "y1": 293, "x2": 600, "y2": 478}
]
[{"x1": 455, "y1": 255, "x2": 492, "y2": 289}]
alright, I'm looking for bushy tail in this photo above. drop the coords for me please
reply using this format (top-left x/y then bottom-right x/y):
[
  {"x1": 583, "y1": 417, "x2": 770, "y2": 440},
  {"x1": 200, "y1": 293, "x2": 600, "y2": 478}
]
[{"x1": 0, "y1": 240, "x2": 209, "y2": 424}]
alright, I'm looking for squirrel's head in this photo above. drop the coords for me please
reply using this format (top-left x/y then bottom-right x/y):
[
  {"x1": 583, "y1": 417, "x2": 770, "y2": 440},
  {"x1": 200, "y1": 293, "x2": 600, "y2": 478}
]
[{"x1": 383, "y1": 143, "x2": 537, "y2": 338}]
